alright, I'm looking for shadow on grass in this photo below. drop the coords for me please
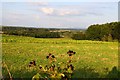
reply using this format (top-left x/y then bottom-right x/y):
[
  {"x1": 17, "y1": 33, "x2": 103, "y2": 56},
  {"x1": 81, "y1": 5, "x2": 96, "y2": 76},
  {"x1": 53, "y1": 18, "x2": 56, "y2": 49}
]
[
  {"x1": 72, "y1": 66, "x2": 99, "y2": 79},
  {"x1": 105, "y1": 66, "x2": 119, "y2": 78},
  {"x1": 2, "y1": 66, "x2": 120, "y2": 80},
  {"x1": 72, "y1": 66, "x2": 119, "y2": 80},
  {"x1": 2, "y1": 67, "x2": 37, "y2": 80}
]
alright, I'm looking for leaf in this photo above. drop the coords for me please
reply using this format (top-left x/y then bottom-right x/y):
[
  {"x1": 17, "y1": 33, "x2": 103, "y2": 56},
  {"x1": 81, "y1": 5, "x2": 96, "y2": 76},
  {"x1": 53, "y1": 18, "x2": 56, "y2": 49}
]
[
  {"x1": 67, "y1": 68, "x2": 73, "y2": 74},
  {"x1": 32, "y1": 73, "x2": 41, "y2": 80}
]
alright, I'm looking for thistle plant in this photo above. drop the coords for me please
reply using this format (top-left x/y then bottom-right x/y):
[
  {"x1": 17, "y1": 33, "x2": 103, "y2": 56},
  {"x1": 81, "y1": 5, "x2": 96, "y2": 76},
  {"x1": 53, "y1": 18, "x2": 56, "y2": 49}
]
[{"x1": 32, "y1": 51, "x2": 76, "y2": 80}]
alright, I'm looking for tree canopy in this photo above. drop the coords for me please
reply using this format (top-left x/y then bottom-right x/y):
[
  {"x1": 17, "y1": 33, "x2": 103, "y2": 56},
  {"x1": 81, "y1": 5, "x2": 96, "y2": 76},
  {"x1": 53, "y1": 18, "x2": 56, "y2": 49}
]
[{"x1": 86, "y1": 22, "x2": 120, "y2": 41}]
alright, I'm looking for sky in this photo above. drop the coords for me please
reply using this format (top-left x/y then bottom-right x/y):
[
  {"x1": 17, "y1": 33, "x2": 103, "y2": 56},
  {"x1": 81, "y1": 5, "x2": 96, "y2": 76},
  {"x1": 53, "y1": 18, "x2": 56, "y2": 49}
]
[{"x1": 0, "y1": 0, "x2": 119, "y2": 29}]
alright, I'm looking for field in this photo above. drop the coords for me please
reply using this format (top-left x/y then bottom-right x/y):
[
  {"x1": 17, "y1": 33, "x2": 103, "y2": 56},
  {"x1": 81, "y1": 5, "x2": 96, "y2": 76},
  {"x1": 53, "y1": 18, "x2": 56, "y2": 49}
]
[{"x1": 2, "y1": 34, "x2": 119, "y2": 79}]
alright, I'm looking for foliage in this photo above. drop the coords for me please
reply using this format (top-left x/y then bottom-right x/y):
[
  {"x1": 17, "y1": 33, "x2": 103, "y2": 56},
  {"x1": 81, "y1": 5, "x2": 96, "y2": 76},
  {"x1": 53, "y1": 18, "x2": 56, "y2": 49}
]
[
  {"x1": 86, "y1": 22, "x2": 120, "y2": 41},
  {"x1": 2, "y1": 26, "x2": 61, "y2": 38},
  {"x1": 31, "y1": 51, "x2": 75, "y2": 80},
  {"x1": 71, "y1": 32, "x2": 86, "y2": 40}
]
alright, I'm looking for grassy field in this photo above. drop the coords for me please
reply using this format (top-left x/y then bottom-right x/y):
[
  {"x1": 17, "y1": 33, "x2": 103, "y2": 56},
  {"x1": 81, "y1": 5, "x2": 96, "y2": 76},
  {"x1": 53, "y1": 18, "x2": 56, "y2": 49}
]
[{"x1": 2, "y1": 34, "x2": 119, "y2": 79}]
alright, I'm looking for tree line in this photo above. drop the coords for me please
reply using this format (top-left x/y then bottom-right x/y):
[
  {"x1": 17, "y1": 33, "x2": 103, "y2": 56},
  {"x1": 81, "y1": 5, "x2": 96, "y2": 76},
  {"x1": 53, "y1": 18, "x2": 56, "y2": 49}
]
[
  {"x1": 2, "y1": 26, "x2": 61, "y2": 38},
  {"x1": 2, "y1": 21, "x2": 120, "y2": 41},
  {"x1": 71, "y1": 22, "x2": 120, "y2": 41}
]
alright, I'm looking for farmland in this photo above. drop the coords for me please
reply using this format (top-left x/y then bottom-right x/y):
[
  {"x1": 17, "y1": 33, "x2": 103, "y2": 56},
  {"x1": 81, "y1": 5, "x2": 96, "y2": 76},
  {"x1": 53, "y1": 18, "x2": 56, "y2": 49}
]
[{"x1": 2, "y1": 34, "x2": 119, "y2": 79}]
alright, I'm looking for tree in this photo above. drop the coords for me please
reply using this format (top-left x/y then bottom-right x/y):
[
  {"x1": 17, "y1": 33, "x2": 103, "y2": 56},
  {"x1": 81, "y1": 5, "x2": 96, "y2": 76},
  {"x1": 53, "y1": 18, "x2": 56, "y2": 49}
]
[
  {"x1": 71, "y1": 32, "x2": 86, "y2": 40},
  {"x1": 86, "y1": 22, "x2": 120, "y2": 41}
]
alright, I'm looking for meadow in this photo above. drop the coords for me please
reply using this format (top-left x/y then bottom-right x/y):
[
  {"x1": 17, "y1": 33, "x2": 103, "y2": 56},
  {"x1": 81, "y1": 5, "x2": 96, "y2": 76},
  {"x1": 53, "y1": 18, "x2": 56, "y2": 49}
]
[{"x1": 2, "y1": 34, "x2": 119, "y2": 79}]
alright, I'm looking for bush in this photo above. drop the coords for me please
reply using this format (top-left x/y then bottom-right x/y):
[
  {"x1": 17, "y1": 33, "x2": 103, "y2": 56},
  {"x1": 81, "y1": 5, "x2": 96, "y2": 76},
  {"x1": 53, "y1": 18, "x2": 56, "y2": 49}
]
[{"x1": 71, "y1": 32, "x2": 86, "y2": 40}]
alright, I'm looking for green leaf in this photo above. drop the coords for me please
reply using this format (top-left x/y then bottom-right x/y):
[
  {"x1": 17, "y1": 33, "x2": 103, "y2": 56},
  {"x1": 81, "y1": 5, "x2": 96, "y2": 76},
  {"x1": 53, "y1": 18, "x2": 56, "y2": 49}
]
[
  {"x1": 32, "y1": 73, "x2": 41, "y2": 80},
  {"x1": 67, "y1": 68, "x2": 73, "y2": 73}
]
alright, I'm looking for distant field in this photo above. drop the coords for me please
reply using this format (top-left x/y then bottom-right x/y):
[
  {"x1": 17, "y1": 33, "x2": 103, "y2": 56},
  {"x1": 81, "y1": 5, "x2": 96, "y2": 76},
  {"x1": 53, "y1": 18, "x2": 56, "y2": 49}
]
[{"x1": 2, "y1": 34, "x2": 118, "y2": 78}]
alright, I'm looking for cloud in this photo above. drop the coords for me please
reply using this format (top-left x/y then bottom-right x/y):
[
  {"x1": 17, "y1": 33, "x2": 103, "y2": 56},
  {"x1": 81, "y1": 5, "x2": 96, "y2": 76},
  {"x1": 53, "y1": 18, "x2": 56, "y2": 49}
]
[
  {"x1": 58, "y1": 9, "x2": 79, "y2": 16},
  {"x1": 30, "y1": 2, "x2": 48, "y2": 6},
  {"x1": 40, "y1": 7, "x2": 80, "y2": 16},
  {"x1": 40, "y1": 7, "x2": 54, "y2": 15},
  {"x1": 86, "y1": 12, "x2": 103, "y2": 16}
]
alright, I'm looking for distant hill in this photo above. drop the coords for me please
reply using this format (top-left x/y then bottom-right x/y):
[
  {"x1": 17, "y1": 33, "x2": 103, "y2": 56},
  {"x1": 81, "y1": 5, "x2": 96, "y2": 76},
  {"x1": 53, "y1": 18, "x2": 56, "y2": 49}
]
[{"x1": 2, "y1": 26, "x2": 84, "y2": 38}]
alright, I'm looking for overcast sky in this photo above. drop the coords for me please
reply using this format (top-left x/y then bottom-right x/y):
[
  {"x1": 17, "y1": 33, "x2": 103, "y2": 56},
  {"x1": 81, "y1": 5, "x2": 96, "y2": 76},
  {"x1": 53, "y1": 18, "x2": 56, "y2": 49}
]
[{"x1": 1, "y1": 0, "x2": 119, "y2": 29}]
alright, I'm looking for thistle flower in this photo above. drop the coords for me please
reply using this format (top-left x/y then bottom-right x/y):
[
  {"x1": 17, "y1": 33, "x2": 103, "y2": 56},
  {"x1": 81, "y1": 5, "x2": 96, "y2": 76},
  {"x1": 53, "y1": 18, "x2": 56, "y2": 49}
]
[
  {"x1": 29, "y1": 60, "x2": 36, "y2": 67},
  {"x1": 67, "y1": 64, "x2": 74, "y2": 71},
  {"x1": 67, "y1": 50, "x2": 76, "y2": 57},
  {"x1": 46, "y1": 53, "x2": 56, "y2": 63}
]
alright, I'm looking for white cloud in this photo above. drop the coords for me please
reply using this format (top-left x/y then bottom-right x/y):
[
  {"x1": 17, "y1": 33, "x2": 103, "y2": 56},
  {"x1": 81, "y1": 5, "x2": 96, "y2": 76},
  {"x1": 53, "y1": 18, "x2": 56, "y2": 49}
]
[
  {"x1": 30, "y1": 2, "x2": 48, "y2": 6},
  {"x1": 40, "y1": 7, "x2": 80, "y2": 16},
  {"x1": 58, "y1": 9, "x2": 79, "y2": 16},
  {"x1": 59, "y1": 11, "x2": 71, "y2": 16},
  {"x1": 41, "y1": 7, "x2": 54, "y2": 15}
]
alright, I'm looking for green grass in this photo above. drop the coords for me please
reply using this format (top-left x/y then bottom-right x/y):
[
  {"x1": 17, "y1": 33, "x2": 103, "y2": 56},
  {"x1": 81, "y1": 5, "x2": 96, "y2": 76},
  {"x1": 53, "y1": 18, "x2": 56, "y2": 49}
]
[{"x1": 2, "y1": 34, "x2": 119, "y2": 79}]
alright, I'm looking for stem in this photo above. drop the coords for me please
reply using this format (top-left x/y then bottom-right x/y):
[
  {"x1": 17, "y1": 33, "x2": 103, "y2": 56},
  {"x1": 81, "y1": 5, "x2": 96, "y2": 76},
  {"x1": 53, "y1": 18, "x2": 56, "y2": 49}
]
[{"x1": 3, "y1": 62, "x2": 12, "y2": 80}]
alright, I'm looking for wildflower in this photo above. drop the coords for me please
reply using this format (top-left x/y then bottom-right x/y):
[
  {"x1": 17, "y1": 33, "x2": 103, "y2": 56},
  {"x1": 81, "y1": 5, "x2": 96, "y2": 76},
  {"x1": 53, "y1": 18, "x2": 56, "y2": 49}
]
[
  {"x1": 46, "y1": 53, "x2": 56, "y2": 63},
  {"x1": 29, "y1": 60, "x2": 36, "y2": 67},
  {"x1": 67, "y1": 50, "x2": 76, "y2": 60}
]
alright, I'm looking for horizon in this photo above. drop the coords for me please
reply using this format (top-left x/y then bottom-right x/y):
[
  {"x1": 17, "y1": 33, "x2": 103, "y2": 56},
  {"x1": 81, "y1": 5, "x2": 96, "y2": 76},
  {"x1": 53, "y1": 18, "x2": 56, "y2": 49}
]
[
  {"x1": 1, "y1": 21, "x2": 118, "y2": 30},
  {"x1": 1, "y1": 1, "x2": 118, "y2": 29}
]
